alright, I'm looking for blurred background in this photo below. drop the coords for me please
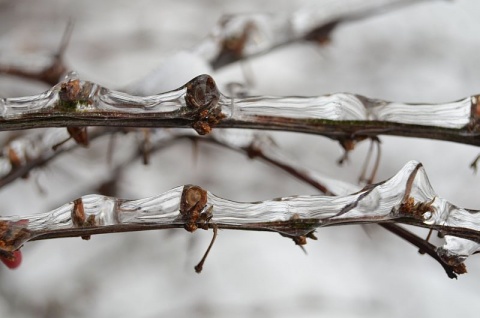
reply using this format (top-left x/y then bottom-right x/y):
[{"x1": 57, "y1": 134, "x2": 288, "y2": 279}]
[{"x1": 0, "y1": 0, "x2": 480, "y2": 317}]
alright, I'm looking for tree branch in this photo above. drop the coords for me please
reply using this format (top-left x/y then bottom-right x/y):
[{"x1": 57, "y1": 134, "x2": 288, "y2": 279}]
[
  {"x1": 195, "y1": 0, "x2": 437, "y2": 68},
  {"x1": 0, "y1": 160, "x2": 477, "y2": 277},
  {"x1": 0, "y1": 74, "x2": 478, "y2": 146}
]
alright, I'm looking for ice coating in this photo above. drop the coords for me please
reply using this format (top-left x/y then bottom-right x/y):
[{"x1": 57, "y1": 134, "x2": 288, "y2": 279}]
[
  {"x1": 0, "y1": 74, "x2": 476, "y2": 138},
  {"x1": 370, "y1": 97, "x2": 472, "y2": 128},
  {"x1": 0, "y1": 73, "x2": 189, "y2": 118},
  {"x1": 97, "y1": 87, "x2": 186, "y2": 113},
  {"x1": 437, "y1": 236, "x2": 480, "y2": 264},
  {"x1": 0, "y1": 74, "x2": 230, "y2": 135},
  {"x1": 0, "y1": 128, "x2": 69, "y2": 178},
  {"x1": 228, "y1": 94, "x2": 368, "y2": 121},
  {"x1": 222, "y1": 93, "x2": 473, "y2": 129},
  {"x1": 1, "y1": 160, "x2": 480, "y2": 266},
  {"x1": 0, "y1": 89, "x2": 56, "y2": 118}
]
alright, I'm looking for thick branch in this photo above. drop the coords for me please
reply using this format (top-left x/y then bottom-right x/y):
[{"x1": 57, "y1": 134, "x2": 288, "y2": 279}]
[{"x1": 0, "y1": 74, "x2": 479, "y2": 146}]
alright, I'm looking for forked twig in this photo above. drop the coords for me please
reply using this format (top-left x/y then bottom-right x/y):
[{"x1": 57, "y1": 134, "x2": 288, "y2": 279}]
[{"x1": 0, "y1": 21, "x2": 73, "y2": 86}]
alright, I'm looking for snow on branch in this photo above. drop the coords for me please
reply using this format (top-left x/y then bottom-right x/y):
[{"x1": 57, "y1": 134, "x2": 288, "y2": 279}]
[
  {"x1": 0, "y1": 160, "x2": 477, "y2": 276},
  {"x1": 0, "y1": 74, "x2": 478, "y2": 146}
]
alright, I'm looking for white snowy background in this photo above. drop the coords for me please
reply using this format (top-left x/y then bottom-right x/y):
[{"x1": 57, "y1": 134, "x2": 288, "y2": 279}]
[{"x1": 0, "y1": 0, "x2": 480, "y2": 317}]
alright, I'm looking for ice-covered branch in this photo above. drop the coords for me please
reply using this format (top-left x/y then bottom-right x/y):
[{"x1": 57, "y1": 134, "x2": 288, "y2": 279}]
[
  {"x1": 194, "y1": 0, "x2": 436, "y2": 68},
  {"x1": 194, "y1": 131, "x2": 471, "y2": 277},
  {"x1": 0, "y1": 161, "x2": 478, "y2": 275},
  {"x1": 1, "y1": 74, "x2": 479, "y2": 146},
  {"x1": 0, "y1": 127, "x2": 114, "y2": 188},
  {"x1": 0, "y1": 73, "x2": 226, "y2": 135},
  {"x1": 0, "y1": 126, "x2": 471, "y2": 277}
]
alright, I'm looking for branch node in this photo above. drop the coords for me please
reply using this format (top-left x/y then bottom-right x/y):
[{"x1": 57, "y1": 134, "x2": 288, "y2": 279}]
[
  {"x1": 436, "y1": 248, "x2": 468, "y2": 276},
  {"x1": 211, "y1": 19, "x2": 256, "y2": 69},
  {"x1": 179, "y1": 184, "x2": 210, "y2": 232},
  {"x1": 184, "y1": 75, "x2": 224, "y2": 135},
  {"x1": 337, "y1": 136, "x2": 367, "y2": 165},
  {"x1": 71, "y1": 198, "x2": 96, "y2": 240},
  {"x1": 0, "y1": 219, "x2": 31, "y2": 252},
  {"x1": 57, "y1": 75, "x2": 96, "y2": 112},
  {"x1": 304, "y1": 20, "x2": 339, "y2": 45},
  {"x1": 399, "y1": 196, "x2": 435, "y2": 221}
]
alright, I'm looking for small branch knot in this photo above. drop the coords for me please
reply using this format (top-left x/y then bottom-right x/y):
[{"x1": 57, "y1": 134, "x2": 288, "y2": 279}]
[
  {"x1": 57, "y1": 78, "x2": 95, "y2": 111},
  {"x1": 184, "y1": 75, "x2": 224, "y2": 135},
  {"x1": 399, "y1": 196, "x2": 435, "y2": 221},
  {"x1": 0, "y1": 220, "x2": 31, "y2": 252},
  {"x1": 179, "y1": 184, "x2": 211, "y2": 232}
]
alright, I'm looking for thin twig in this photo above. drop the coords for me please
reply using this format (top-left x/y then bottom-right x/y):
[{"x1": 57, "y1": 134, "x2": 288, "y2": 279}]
[
  {"x1": 0, "y1": 128, "x2": 115, "y2": 188},
  {"x1": 0, "y1": 161, "x2": 476, "y2": 278},
  {"x1": 0, "y1": 127, "x2": 467, "y2": 277},
  {"x1": 0, "y1": 21, "x2": 73, "y2": 86}
]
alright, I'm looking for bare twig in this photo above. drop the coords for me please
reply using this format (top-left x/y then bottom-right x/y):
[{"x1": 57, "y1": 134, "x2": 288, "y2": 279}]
[
  {"x1": 0, "y1": 21, "x2": 73, "y2": 86},
  {"x1": 0, "y1": 127, "x2": 115, "y2": 188}
]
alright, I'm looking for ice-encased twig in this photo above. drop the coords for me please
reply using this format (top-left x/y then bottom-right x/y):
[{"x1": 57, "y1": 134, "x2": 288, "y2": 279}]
[
  {"x1": 0, "y1": 161, "x2": 478, "y2": 270},
  {"x1": 0, "y1": 127, "x2": 113, "y2": 188},
  {"x1": 0, "y1": 126, "x2": 472, "y2": 276},
  {"x1": 0, "y1": 73, "x2": 226, "y2": 135},
  {"x1": 86, "y1": 129, "x2": 473, "y2": 277},
  {"x1": 0, "y1": 74, "x2": 479, "y2": 145},
  {"x1": 194, "y1": 0, "x2": 437, "y2": 68},
  {"x1": 217, "y1": 132, "x2": 469, "y2": 277}
]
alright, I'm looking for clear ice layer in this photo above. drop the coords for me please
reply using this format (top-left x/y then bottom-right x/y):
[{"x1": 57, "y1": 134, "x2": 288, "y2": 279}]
[{"x1": 1, "y1": 160, "x2": 479, "y2": 264}]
